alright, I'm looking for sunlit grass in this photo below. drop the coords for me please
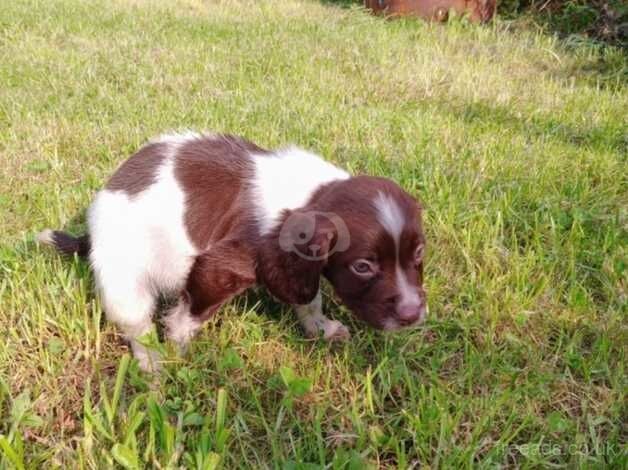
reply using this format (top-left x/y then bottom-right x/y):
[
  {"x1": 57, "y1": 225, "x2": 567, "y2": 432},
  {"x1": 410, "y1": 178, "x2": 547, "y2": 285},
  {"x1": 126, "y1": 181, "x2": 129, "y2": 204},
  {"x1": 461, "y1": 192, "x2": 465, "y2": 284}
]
[{"x1": 0, "y1": 0, "x2": 626, "y2": 467}]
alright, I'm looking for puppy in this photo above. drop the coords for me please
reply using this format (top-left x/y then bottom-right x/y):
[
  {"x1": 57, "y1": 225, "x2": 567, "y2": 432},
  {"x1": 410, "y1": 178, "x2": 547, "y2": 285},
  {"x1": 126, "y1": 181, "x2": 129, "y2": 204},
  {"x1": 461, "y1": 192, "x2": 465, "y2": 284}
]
[{"x1": 39, "y1": 133, "x2": 427, "y2": 370}]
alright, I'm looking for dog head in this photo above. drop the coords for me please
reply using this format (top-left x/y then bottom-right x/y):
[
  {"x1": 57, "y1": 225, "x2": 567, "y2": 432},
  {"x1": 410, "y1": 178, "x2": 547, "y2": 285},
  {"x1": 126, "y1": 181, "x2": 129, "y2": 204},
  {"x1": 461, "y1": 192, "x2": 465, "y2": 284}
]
[{"x1": 257, "y1": 176, "x2": 427, "y2": 330}]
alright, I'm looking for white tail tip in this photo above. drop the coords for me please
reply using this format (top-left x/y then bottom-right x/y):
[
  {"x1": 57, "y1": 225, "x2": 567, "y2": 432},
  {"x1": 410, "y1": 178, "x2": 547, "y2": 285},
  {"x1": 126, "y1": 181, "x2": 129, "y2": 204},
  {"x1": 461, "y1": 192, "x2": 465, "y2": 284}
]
[{"x1": 37, "y1": 229, "x2": 55, "y2": 245}]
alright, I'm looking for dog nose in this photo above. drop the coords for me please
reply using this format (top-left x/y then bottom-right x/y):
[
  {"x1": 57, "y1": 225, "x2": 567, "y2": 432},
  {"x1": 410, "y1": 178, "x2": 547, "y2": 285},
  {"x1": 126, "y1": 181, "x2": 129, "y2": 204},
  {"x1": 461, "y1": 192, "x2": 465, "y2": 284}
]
[{"x1": 396, "y1": 304, "x2": 425, "y2": 325}]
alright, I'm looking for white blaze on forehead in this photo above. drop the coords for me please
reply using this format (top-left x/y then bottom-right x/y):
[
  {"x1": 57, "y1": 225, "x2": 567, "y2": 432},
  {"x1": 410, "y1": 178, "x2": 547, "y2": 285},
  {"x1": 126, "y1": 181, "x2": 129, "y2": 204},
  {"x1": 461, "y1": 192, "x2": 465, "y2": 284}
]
[
  {"x1": 374, "y1": 192, "x2": 405, "y2": 244},
  {"x1": 374, "y1": 192, "x2": 421, "y2": 307}
]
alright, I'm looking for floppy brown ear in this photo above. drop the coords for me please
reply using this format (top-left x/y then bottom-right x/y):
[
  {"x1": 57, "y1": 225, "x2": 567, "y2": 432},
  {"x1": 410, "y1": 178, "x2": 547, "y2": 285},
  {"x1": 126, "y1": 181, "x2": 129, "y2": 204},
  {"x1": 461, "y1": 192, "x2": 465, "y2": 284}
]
[
  {"x1": 257, "y1": 210, "x2": 337, "y2": 305},
  {"x1": 186, "y1": 239, "x2": 257, "y2": 319}
]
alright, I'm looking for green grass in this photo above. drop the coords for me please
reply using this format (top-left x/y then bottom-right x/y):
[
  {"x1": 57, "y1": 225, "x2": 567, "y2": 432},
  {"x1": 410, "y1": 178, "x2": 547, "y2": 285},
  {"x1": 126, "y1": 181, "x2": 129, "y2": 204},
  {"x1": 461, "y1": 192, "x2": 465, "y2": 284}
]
[{"x1": 1, "y1": 0, "x2": 626, "y2": 467}]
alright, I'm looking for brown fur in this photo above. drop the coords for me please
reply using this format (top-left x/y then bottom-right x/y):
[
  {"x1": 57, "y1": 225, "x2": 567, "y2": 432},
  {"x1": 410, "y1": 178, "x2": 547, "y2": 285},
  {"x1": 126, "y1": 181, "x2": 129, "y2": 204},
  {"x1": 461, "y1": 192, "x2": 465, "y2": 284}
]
[
  {"x1": 256, "y1": 209, "x2": 338, "y2": 305},
  {"x1": 106, "y1": 142, "x2": 166, "y2": 195},
  {"x1": 364, "y1": 0, "x2": 496, "y2": 23},
  {"x1": 185, "y1": 239, "x2": 257, "y2": 320},
  {"x1": 174, "y1": 135, "x2": 268, "y2": 250},
  {"x1": 317, "y1": 177, "x2": 425, "y2": 328}
]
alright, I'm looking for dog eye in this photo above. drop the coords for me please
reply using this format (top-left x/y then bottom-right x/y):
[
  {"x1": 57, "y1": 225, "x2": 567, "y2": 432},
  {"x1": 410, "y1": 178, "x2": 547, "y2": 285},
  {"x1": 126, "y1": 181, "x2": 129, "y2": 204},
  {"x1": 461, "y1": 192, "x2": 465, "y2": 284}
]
[{"x1": 350, "y1": 259, "x2": 376, "y2": 277}]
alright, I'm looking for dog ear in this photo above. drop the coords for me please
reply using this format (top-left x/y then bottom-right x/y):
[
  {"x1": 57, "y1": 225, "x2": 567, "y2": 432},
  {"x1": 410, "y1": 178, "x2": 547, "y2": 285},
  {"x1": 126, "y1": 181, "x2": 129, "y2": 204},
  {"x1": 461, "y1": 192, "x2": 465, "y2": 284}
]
[
  {"x1": 257, "y1": 210, "x2": 340, "y2": 305},
  {"x1": 186, "y1": 239, "x2": 257, "y2": 319}
]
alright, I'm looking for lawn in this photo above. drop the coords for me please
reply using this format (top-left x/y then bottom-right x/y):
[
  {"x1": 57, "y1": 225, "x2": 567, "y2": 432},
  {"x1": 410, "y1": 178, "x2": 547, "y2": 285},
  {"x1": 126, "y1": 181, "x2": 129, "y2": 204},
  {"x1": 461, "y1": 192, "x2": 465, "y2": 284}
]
[{"x1": 0, "y1": 0, "x2": 626, "y2": 468}]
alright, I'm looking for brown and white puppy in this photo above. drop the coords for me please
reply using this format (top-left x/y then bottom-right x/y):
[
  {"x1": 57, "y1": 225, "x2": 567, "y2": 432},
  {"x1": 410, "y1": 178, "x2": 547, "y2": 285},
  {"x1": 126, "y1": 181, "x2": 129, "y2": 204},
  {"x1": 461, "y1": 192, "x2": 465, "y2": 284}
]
[{"x1": 39, "y1": 133, "x2": 427, "y2": 371}]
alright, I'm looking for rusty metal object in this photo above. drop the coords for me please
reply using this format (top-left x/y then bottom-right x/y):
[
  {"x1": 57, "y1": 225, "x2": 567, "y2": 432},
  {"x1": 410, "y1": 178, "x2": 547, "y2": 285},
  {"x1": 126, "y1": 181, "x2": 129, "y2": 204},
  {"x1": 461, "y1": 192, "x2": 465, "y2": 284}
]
[{"x1": 364, "y1": 0, "x2": 496, "y2": 23}]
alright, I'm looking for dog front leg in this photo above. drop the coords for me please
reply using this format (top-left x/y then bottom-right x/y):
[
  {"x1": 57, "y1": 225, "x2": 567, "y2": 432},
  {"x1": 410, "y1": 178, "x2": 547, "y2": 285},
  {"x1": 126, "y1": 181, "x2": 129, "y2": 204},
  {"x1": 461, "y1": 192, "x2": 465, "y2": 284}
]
[
  {"x1": 165, "y1": 240, "x2": 256, "y2": 349},
  {"x1": 294, "y1": 290, "x2": 350, "y2": 341}
]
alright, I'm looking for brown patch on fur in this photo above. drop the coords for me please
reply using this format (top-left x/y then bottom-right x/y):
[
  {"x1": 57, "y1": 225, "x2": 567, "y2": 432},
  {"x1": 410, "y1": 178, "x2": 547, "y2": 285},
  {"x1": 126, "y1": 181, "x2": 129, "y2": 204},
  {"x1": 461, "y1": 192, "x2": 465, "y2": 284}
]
[
  {"x1": 185, "y1": 239, "x2": 257, "y2": 320},
  {"x1": 174, "y1": 134, "x2": 267, "y2": 250},
  {"x1": 106, "y1": 142, "x2": 166, "y2": 195}
]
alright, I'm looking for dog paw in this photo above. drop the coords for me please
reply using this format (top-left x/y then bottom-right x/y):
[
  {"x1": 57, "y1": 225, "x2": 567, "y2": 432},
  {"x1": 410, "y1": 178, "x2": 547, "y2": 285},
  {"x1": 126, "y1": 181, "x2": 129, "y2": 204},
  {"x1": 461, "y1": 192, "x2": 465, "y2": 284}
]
[
  {"x1": 322, "y1": 320, "x2": 350, "y2": 342},
  {"x1": 134, "y1": 347, "x2": 162, "y2": 373}
]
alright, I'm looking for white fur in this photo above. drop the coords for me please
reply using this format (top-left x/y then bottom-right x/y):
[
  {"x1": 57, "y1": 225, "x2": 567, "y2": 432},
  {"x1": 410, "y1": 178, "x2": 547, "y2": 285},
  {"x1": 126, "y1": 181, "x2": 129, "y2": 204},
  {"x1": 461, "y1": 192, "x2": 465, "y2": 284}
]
[
  {"x1": 294, "y1": 291, "x2": 350, "y2": 341},
  {"x1": 395, "y1": 265, "x2": 421, "y2": 307},
  {"x1": 374, "y1": 192, "x2": 405, "y2": 242},
  {"x1": 149, "y1": 130, "x2": 203, "y2": 146},
  {"x1": 88, "y1": 141, "x2": 199, "y2": 370},
  {"x1": 130, "y1": 330, "x2": 162, "y2": 372},
  {"x1": 163, "y1": 300, "x2": 202, "y2": 348},
  {"x1": 36, "y1": 228, "x2": 54, "y2": 245},
  {"x1": 374, "y1": 192, "x2": 420, "y2": 309},
  {"x1": 252, "y1": 147, "x2": 349, "y2": 234}
]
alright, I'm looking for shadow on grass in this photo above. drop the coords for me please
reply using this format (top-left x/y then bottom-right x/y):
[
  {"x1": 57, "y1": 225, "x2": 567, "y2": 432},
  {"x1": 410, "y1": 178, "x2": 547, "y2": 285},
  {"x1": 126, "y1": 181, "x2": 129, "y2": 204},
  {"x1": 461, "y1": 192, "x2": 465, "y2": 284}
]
[
  {"x1": 450, "y1": 99, "x2": 627, "y2": 153},
  {"x1": 500, "y1": 0, "x2": 628, "y2": 49}
]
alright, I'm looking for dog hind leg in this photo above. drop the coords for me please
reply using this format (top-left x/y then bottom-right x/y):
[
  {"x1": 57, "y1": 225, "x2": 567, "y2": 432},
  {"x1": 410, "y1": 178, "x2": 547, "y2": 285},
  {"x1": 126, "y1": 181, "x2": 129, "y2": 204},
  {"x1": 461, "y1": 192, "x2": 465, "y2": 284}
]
[{"x1": 94, "y1": 266, "x2": 161, "y2": 371}]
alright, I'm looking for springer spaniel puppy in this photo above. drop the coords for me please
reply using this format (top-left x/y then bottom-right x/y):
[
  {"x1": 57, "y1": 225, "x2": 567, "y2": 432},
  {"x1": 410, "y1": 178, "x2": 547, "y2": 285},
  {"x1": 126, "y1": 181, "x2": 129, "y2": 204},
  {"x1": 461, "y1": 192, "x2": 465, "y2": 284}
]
[{"x1": 39, "y1": 133, "x2": 427, "y2": 371}]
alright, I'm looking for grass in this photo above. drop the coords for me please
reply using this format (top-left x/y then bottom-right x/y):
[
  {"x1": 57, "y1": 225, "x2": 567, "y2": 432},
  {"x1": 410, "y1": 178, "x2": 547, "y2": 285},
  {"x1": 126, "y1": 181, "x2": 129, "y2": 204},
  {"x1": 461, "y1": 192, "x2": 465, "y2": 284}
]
[{"x1": 0, "y1": 0, "x2": 626, "y2": 467}]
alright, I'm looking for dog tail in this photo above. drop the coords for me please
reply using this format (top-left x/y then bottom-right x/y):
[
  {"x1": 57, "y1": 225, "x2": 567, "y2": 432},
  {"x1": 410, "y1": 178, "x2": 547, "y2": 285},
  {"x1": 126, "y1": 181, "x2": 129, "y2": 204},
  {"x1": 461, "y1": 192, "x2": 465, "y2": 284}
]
[{"x1": 37, "y1": 229, "x2": 90, "y2": 258}]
